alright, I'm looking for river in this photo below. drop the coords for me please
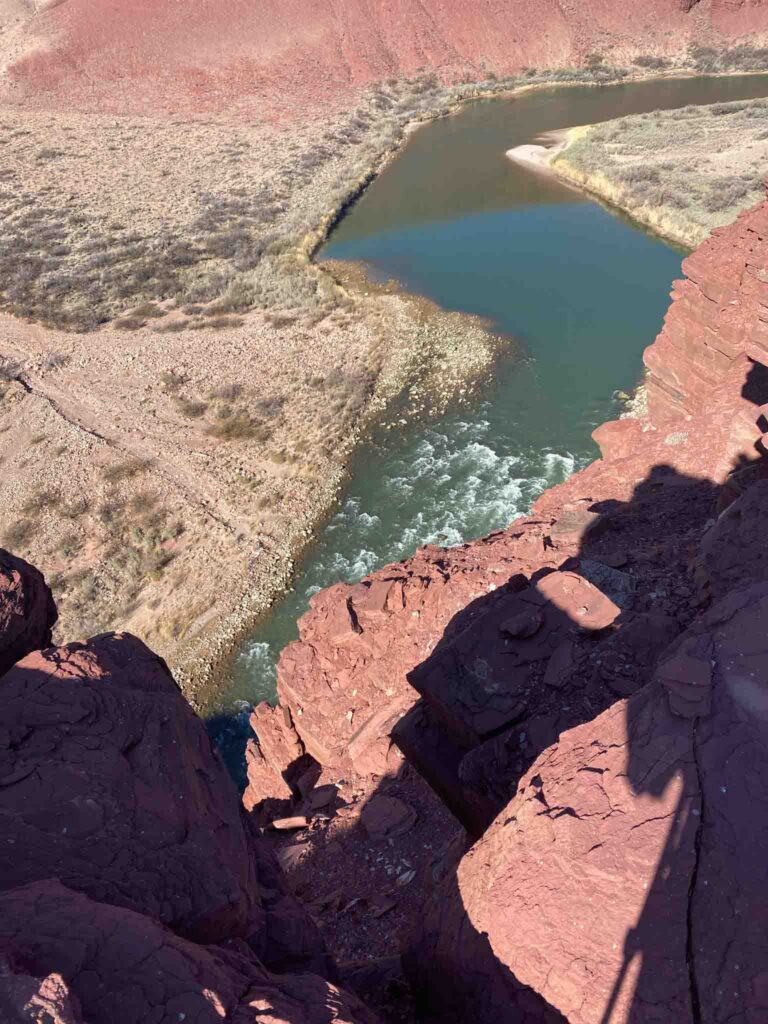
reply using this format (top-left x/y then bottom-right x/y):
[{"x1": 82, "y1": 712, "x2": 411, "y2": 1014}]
[{"x1": 206, "y1": 74, "x2": 768, "y2": 780}]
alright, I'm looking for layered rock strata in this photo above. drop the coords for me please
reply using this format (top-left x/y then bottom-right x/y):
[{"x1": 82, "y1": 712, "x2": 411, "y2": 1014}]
[{"x1": 645, "y1": 199, "x2": 768, "y2": 423}]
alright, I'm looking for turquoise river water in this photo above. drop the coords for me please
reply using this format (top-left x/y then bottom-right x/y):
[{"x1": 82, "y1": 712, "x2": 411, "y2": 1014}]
[{"x1": 206, "y1": 74, "x2": 768, "y2": 778}]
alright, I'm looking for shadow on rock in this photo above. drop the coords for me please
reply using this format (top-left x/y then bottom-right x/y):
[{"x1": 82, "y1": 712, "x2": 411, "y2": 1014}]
[{"x1": 403, "y1": 462, "x2": 768, "y2": 1024}]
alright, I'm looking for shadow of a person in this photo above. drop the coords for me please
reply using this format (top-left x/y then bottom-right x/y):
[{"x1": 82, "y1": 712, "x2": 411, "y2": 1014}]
[{"x1": 401, "y1": 460, "x2": 734, "y2": 1023}]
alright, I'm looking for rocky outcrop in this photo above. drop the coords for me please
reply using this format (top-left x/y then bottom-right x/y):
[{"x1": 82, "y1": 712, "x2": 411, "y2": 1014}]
[
  {"x1": 0, "y1": 549, "x2": 56, "y2": 677},
  {"x1": 644, "y1": 197, "x2": 768, "y2": 423},
  {"x1": 3, "y1": 0, "x2": 768, "y2": 117},
  {"x1": 0, "y1": 946, "x2": 82, "y2": 1024},
  {"x1": 1, "y1": 634, "x2": 259, "y2": 942},
  {"x1": 268, "y1": 518, "x2": 565, "y2": 788},
  {"x1": 0, "y1": 629, "x2": 332, "y2": 973},
  {"x1": 0, "y1": 582, "x2": 375, "y2": 1023},
  {"x1": 420, "y1": 582, "x2": 768, "y2": 1023},
  {"x1": 0, "y1": 881, "x2": 378, "y2": 1024}
]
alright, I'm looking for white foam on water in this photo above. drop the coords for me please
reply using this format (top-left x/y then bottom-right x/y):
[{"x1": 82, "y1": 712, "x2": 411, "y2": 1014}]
[{"x1": 235, "y1": 640, "x2": 277, "y2": 703}]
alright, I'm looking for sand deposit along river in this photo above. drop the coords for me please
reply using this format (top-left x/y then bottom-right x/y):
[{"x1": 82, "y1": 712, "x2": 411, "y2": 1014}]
[{"x1": 207, "y1": 74, "x2": 768, "y2": 777}]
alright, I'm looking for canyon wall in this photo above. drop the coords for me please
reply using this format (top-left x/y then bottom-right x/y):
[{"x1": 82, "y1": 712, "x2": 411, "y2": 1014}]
[{"x1": 2, "y1": 0, "x2": 768, "y2": 116}]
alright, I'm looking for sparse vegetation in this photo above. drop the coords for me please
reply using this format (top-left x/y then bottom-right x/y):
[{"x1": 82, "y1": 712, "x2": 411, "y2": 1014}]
[
  {"x1": 206, "y1": 408, "x2": 272, "y2": 441},
  {"x1": 103, "y1": 458, "x2": 152, "y2": 483},
  {"x1": 554, "y1": 97, "x2": 768, "y2": 247},
  {"x1": 3, "y1": 519, "x2": 33, "y2": 549},
  {"x1": 0, "y1": 63, "x2": 643, "y2": 332},
  {"x1": 174, "y1": 397, "x2": 208, "y2": 418}
]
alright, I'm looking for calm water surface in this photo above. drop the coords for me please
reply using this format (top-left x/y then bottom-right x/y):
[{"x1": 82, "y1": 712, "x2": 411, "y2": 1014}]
[{"x1": 207, "y1": 75, "x2": 768, "y2": 776}]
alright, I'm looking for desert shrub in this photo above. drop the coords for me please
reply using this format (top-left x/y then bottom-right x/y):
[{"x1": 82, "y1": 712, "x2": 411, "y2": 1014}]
[
  {"x1": 620, "y1": 166, "x2": 662, "y2": 185},
  {"x1": 58, "y1": 533, "x2": 82, "y2": 557},
  {"x1": 209, "y1": 382, "x2": 242, "y2": 401},
  {"x1": 206, "y1": 410, "x2": 272, "y2": 441},
  {"x1": 204, "y1": 316, "x2": 245, "y2": 329},
  {"x1": 113, "y1": 317, "x2": 146, "y2": 331},
  {"x1": 61, "y1": 498, "x2": 90, "y2": 519},
  {"x1": 103, "y1": 458, "x2": 152, "y2": 483},
  {"x1": 0, "y1": 356, "x2": 21, "y2": 380},
  {"x1": 633, "y1": 55, "x2": 670, "y2": 70},
  {"x1": 22, "y1": 490, "x2": 60, "y2": 514},
  {"x1": 154, "y1": 319, "x2": 190, "y2": 333},
  {"x1": 129, "y1": 301, "x2": 165, "y2": 318},
  {"x1": 174, "y1": 397, "x2": 208, "y2": 418},
  {"x1": 255, "y1": 396, "x2": 285, "y2": 418},
  {"x1": 3, "y1": 519, "x2": 32, "y2": 549},
  {"x1": 42, "y1": 351, "x2": 69, "y2": 371},
  {"x1": 703, "y1": 177, "x2": 756, "y2": 211},
  {"x1": 130, "y1": 490, "x2": 157, "y2": 515},
  {"x1": 160, "y1": 371, "x2": 185, "y2": 391}
]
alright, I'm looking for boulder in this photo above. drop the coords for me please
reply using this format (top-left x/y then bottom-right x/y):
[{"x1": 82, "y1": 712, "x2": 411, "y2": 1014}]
[
  {"x1": 408, "y1": 570, "x2": 619, "y2": 750},
  {"x1": 0, "y1": 631, "x2": 323, "y2": 968},
  {"x1": 421, "y1": 583, "x2": 768, "y2": 1023},
  {"x1": 0, "y1": 881, "x2": 379, "y2": 1024},
  {"x1": 0, "y1": 549, "x2": 57, "y2": 678}
]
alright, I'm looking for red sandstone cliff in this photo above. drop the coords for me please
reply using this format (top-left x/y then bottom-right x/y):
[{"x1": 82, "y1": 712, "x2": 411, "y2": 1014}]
[{"x1": 2, "y1": 0, "x2": 768, "y2": 116}]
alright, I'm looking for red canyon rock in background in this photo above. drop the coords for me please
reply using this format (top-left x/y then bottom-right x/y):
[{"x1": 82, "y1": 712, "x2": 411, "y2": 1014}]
[
  {"x1": 2, "y1": 0, "x2": 768, "y2": 117},
  {"x1": 0, "y1": 548, "x2": 56, "y2": 677},
  {"x1": 0, "y1": 881, "x2": 379, "y2": 1024}
]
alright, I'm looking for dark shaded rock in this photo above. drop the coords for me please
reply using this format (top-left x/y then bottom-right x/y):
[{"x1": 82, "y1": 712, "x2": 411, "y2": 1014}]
[
  {"x1": 699, "y1": 477, "x2": 768, "y2": 598},
  {"x1": 424, "y1": 583, "x2": 768, "y2": 1023},
  {"x1": 408, "y1": 570, "x2": 618, "y2": 749},
  {"x1": 340, "y1": 956, "x2": 415, "y2": 1024},
  {"x1": 0, "y1": 632, "x2": 324, "y2": 970},
  {"x1": 0, "y1": 946, "x2": 82, "y2": 1024},
  {"x1": 0, "y1": 549, "x2": 57, "y2": 678},
  {"x1": 360, "y1": 795, "x2": 417, "y2": 841},
  {"x1": 0, "y1": 881, "x2": 379, "y2": 1024}
]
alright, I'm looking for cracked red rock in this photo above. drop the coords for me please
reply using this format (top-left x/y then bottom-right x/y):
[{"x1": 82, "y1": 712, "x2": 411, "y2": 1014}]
[{"x1": 0, "y1": 881, "x2": 379, "y2": 1024}]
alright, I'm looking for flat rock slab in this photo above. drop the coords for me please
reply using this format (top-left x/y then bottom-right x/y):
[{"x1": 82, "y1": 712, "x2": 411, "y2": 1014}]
[{"x1": 361, "y1": 795, "x2": 417, "y2": 841}]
